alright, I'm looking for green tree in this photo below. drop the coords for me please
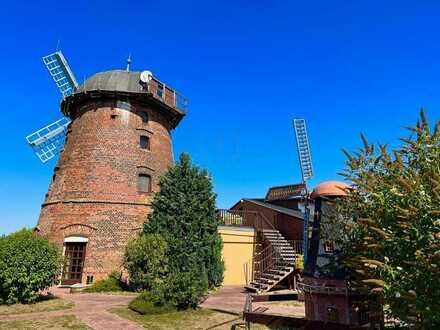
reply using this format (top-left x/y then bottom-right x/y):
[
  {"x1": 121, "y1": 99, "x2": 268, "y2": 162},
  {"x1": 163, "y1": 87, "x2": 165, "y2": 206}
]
[
  {"x1": 123, "y1": 234, "x2": 169, "y2": 291},
  {"x1": 143, "y1": 153, "x2": 224, "y2": 308},
  {"x1": 337, "y1": 110, "x2": 440, "y2": 328},
  {"x1": 0, "y1": 229, "x2": 62, "y2": 304}
]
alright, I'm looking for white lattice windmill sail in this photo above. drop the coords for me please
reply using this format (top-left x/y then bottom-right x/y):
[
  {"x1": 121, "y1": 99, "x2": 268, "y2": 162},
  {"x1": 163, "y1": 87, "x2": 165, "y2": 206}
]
[
  {"x1": 26, "y1": 50, "x2": 78, "y2": 163},
  {"x1": 293, "y1": 118, "x2": 314, "y2": 263},
  {"x1": 293, "y1": 118, "x2": 314, "y2": 182},
  {"x1": 42, "y1": 51, "x2": 78, "y2": 98},
  {"x1": 26, "y1": 117, "x2": 70, "y2": 163}
]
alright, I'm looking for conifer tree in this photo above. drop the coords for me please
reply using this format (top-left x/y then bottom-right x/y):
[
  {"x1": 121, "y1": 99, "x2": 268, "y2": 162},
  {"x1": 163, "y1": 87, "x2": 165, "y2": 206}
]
[
  {"x1": 337, "y1": 110, "x2": 440, "y2": 328},
  {"x1": 143, "y1": 153, "x2": 224, "y2": 307}
]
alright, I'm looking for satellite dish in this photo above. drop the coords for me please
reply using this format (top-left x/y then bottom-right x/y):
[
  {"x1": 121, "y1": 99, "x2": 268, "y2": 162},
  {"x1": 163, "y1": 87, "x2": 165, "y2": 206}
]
[{"x1": 140, "y1": 70, "x2": 153, "y2": 83}]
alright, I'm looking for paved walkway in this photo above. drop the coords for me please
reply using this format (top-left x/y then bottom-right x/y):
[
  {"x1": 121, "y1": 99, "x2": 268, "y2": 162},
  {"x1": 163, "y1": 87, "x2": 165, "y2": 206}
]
[
  {"x1": 0, "y1": 287, "x2": 143, "y2": 330},
  {"x1": 200, "y1": 285, "x2": 247, "y2": 314}
]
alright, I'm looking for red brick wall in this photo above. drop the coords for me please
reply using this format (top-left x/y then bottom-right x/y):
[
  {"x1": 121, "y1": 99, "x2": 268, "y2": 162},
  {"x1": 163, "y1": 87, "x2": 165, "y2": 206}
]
[{"x1": 36, "y1": 98, "x2": 175, "y2": 283}]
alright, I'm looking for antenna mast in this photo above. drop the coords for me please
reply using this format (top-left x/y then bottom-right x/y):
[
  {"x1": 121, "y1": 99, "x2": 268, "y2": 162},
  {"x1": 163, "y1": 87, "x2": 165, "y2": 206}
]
[{"x1": 126, "y1": 54, "x2": 132, "y2": 72}]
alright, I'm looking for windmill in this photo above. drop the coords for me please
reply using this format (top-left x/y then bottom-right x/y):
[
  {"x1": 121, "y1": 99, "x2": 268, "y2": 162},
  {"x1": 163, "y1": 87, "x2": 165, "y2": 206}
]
[
  {"x1": 293, "y1": 118, "x2": 314, "y2": 263},
  {"x1": 25, "y1": 51, "x2": 78, "y2": 163}
]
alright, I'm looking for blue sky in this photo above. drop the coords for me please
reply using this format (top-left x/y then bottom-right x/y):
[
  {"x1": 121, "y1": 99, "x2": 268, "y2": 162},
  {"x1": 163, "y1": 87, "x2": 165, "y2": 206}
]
[{"x1": 1, "y1": 1, "x2": 440, "y2": 235}]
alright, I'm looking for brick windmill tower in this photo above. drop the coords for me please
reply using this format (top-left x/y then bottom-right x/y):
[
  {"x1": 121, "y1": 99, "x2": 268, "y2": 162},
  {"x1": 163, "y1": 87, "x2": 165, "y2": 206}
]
[{"x1": 28, "y1": 52, "x2": 186, "y2": 285}]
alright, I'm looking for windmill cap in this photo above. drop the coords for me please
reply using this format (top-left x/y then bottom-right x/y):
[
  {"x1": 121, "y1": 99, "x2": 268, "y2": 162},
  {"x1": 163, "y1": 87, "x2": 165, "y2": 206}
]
[
  {"x1": 61, "y1": 69, "x2": 185, "y2": 129},
  {"x1": 310, "y1": 180, "x2": 349, "y2": 199},
  {"x1": 76, "y1": 70, "x2": 145, "y2": 94}
]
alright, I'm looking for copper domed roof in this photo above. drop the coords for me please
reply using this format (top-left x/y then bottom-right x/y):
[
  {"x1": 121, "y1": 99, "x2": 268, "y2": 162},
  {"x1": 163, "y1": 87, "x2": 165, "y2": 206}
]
[{"x1": 311, "y1": 180, "x2": 349, "y2": 198}]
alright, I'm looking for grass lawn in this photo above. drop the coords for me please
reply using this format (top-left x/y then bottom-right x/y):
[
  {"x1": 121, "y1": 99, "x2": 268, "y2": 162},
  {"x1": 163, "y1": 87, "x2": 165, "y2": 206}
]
[
  {"x1": 0, "y1": 315, "x2": 91, "y2": 330},
  {"x1": 0, "y1": 296, "x2": 74, "y2": 316},
  {"x1": 112, "y1": 307, "x2": 270, "y2": 330}
]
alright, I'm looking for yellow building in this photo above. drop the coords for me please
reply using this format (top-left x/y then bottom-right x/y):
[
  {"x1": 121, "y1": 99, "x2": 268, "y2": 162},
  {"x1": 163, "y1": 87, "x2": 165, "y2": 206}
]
[{"x1": 218, "y1": 226, "x2": 256, "y2": 285}]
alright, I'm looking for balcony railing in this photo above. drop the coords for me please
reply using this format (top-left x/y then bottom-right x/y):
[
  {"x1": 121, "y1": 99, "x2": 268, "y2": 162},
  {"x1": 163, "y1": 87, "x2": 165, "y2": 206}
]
[
  {"x1": 216, "y1": 209, "x2": 278, "y2": 231},
  {"x1": 147, "y1": 77, "x2": 187, "y2": 112},
  {"x1": 297, "y1": 282, "x2": 351, "y2": 295}
]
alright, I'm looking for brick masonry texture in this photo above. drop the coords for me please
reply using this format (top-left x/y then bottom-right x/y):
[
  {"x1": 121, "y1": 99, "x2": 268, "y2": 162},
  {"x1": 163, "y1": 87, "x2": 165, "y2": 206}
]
[{"x1": 37, "y1": 98, "x2": 178, "y2": 283}]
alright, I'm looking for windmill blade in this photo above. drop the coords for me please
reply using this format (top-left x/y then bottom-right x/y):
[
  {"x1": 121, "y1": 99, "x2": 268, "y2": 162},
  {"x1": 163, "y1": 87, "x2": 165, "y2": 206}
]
[
  {"x1": 42, "y1": 51, "x2": 78, "y2": 98},
  {"x1": 26, "y1": 117, "x2": 71, "y2": 163},
  {"x1": 293, "y1": 118, "x2": 314, "y2": 182}
]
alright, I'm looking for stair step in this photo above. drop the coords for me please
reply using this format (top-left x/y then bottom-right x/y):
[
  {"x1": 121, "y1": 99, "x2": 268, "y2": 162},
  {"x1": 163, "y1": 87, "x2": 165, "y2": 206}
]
[
  {"x1": 275, "y1": 263, "x2": 294, "y2": 268},
  {"x1": 256, "y1": 277, "x2": 275, "y2": 284},
  {"x1": 265, "y1": 270, "x2": 287, "y2": 276},
  {"x1": 244, "y1": 285, "x2": 258, "y2": 292},
  {"x1": 262, "y1": 273, "x2": 282, "y2": 280},
  {"x1": 278, "y1": 249, "x2": 295, "y2": 253},
  {"x1": 250, "y1": 281, "x2": 268, "y2": 289}
]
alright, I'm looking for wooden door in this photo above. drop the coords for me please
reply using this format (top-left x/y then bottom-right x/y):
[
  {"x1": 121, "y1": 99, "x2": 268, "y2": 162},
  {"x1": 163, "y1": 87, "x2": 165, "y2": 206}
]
[{"x1": 62, "y1": 242, "x2": 86, "y2": 285}]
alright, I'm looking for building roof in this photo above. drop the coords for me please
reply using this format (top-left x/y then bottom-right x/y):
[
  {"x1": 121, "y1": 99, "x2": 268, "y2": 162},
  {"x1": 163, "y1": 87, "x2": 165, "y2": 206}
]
[
  {"x1": 265, "y1": 183, "x2": 306, "y2": 201},
  {"x1": 76, "y1": 70, "x2": 145, "y2": 94},
  {"x1": 239, "y1": 198, "x2": 304, "y2": 220},
  {"x1": 310, "y1": 180, "x2": 349, "y2": 198}
]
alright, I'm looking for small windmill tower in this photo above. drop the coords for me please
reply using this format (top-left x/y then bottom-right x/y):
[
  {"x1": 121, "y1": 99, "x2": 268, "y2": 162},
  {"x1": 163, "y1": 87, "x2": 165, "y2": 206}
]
[
  {"x1": 29, "y1": 51, "x2": 186, "y2": 285},
  {"x1": 293, "y1": 118, "x2": 314, "y2": 264}
]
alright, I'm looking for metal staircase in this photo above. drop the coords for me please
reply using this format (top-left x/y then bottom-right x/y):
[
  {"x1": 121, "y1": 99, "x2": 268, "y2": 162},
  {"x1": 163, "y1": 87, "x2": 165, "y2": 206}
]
[
  {"x1": 217, "y1": 209, "x2": 302, "y2": 293},
  {"x1": 245, "y1": 229, "x2": 297, "y2": 293}
]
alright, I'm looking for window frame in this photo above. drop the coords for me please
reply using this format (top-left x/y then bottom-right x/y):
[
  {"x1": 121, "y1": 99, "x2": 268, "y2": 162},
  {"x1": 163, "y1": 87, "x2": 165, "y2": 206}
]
[
  {"x1": 324, "y1": 241, "x2": 335, "y2": 253},
  {"x1": 140, "y1": 111, "x2": 149, "y2": 124},
  {"x1": 138, "y1": 173, "x2": 152, "y2": 193},
  {"x1": 140, "y1": 135, "x2": 150, "y2": 150}
]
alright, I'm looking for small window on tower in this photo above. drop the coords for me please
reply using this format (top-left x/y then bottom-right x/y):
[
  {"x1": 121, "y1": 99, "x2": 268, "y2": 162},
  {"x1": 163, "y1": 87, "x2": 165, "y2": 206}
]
[
  {"x1": 324, "y1": 241, "x2": 335, "y2": 253},
  {"x1": 140, "y1": 136, "x2": 150, "y2": 150},
  {"x1": 140, "y1": 112, "x2": 149, "y2": 123},
  {"x1": 138, "y1": 174, "x2": 151, "y2": 193},
  {"x1": 157, "y1": 83, "x2": 164, "y2": 98}
]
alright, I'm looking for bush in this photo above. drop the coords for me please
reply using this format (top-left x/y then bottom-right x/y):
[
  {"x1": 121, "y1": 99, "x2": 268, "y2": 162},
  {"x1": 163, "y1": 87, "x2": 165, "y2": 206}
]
[
  {"x1": 142, "y1": 153, "x2": 224, "y2": 308},
  {"x1": 158, "y1": 263, "x2": 209, "y2": 309},
  {"x1": 123, "y1": 234, "x2": 169, "y2": 291},
  {"x1": 338, "y1": 111, "x2": 440, "y2": 328},
  {"x1": 128, "y1": 292, "x2": 175, "y2": 315},
  {"x1": 0, "y1": 229, "x2": 62, "y2": 304},
  {"x1": 84, "y1": 272, "x2": 126, "y2": 293}
]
